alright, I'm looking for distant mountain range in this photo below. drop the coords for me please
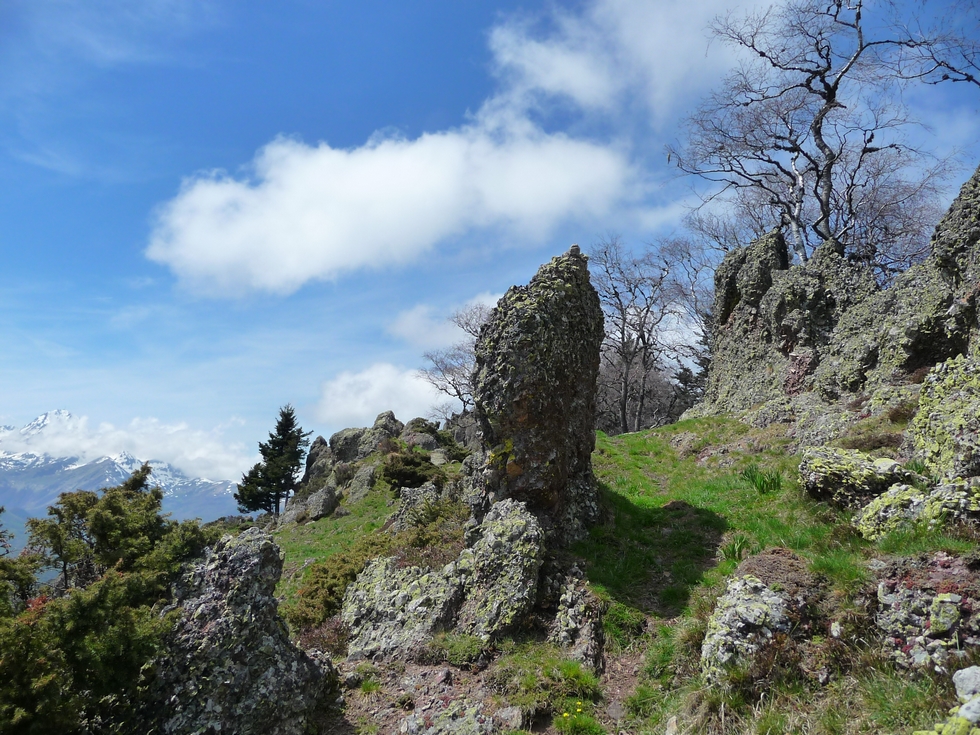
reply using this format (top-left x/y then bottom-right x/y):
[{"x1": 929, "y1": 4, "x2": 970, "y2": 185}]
[{"x1": 0, "y1": 411, "x2": 239, "y2": 551}]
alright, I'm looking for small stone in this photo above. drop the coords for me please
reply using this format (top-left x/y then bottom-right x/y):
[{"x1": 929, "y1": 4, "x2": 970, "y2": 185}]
[{"x1": 494, "y1": 706, "x2": 524, "y2": 730}]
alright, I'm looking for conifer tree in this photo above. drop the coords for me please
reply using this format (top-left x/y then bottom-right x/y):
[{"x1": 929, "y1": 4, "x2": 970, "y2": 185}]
[{"x1": 234, "y1": 405, "x2": 312, "y2": 517}]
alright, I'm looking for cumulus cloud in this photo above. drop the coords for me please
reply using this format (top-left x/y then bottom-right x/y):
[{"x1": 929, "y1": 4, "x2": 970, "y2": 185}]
[
  {"x1": 147, "y1": 125, "x2": 635, "y2": 294},
  {"x1": 0, "y1": 411, "x2": 251, "y2": 481},
  {"x1": 387, "y1": 291, "x2": 504, "y2": 350},
  {"x1": 316, "y1": 363, "x2": 452, "y2": 429}
]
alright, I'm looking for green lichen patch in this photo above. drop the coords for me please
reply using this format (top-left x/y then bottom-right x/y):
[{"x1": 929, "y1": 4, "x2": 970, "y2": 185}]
[{"x1": 909, "y1": 354, "x2": 980, "y2": 480}]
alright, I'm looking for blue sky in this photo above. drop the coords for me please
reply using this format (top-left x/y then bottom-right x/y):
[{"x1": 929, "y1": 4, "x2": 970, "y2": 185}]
[{"x1": 1, "y1": 0, "x2": 978, "y2": 481}]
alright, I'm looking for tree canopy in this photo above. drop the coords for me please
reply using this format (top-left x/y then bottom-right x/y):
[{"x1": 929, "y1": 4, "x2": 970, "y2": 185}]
[{"x1": 234, "y1": 404, "x2": 312, "y2": 517}]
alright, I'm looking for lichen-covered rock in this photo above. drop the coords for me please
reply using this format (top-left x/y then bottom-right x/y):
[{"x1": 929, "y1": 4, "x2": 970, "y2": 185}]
[
  {"x1": 908, "y1": 354, "x2": 980, "y2": 480},
  {"x1": 341, "y1": 556, "x2": 468, "y2": 660},
  {"x1": 698, "y1": 232, "x2": 878, "y2": 414},
  {"x1": 854, "y1": 479, "x2": 980, "y2": 540},
  {"x1": 700, "y1": 575, "x2": 791, "y2": 685},
  {"x1": 456, "y1": 499, "x2": 544, "y2": 640},
  {"x1": 799, "y1": 447, "x2": 924, "y2": 508},
  {"x1": 306, "y1": 484, "x2": 340, "y2": 520},
  {"x1": 912, "y1": 695, "x2": 980, "y2": 735},
  {"x1": 469, "y1": 248, "x2": 603, "y2": 544},
  {"x1": 956, "y1": 667, "x2": 980, "y2": 703},
  {"x1": 359, "y1": 410, "x2": 404, "y2": 458},
  {"x1": 143, "y1": 528, "x2": 334, "y2": 734},
  {"x1": 386, "y1": 480, "x2": 443, "y2": 533},
  {"x1": 693, "y1": 164, "x2": 980, "y2": 423},
  {"x1": 874, "y1": 552, "x2": 980, "y2": 671},
  {"x1": 346, "y1": 462, "x2": 378, "y2": 505},
  {"x1": 344, "y1": 500, "x2": 546, "y2": 658},
  {"x1": 550, "y1": 573, "x2": 606, "y2": 672},
  {"x1": 398, "y1": 699, "x2": 496, "y2": 734},
  {"x1": 330, "y1": 426, "x2": 367, "y2": 463},
  {"x1": 445, "y1": 411, "x2": 483, "y2": 453},
  {"x1": 300, "y1": 435, "x2": 335, "y2": 494}
]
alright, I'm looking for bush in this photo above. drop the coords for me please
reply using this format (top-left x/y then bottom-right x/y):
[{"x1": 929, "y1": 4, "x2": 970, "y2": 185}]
[
  {"x1": 285, "y1": 534, "x2": 394, "y2": 630},
  {"x1": 380, "y1": 451, "x2": 445, "y2": 489}
]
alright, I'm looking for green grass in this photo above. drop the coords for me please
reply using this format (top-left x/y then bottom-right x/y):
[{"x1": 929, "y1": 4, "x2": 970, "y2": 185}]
[
  {"x1": 274, "y1": 480, "x2": 395, "y2": 605},
  {"x1": 578, "y1": 416, "x2": 965, "y2": 735}
]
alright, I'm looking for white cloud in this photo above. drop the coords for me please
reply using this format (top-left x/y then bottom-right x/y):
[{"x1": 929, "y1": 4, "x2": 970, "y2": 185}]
[
  {"x1": 387, "y1": 291, "x2": 504, "y2": 350},
  {"x1": 0, "y1": 412, "x2": 251, "y2": 481},
  {"x1": 147, "y1": 123, "x2": 636, "y2": 294},
  {"x1": 316, "y1": 363, "x2": 453, "y2": 429}
]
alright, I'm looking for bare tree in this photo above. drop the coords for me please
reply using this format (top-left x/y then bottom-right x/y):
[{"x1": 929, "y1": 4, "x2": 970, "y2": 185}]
[
  {"x1": 669, "y1": 0, "x2": 951, "y2": 280},
  {"x1": 591, "y1": 237, "x2": 680, "y2": 434},
  {"x1": 418, "y1": 303, "x2": 493, "y2": 412},
  {"x1": 892, "y1": 1, "x2": 980, "y2": 89}
]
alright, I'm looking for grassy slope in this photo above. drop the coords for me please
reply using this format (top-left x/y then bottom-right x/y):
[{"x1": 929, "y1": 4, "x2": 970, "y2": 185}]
[{"x1": 274, "y1": 415, "x2": 974, "y2": 734}]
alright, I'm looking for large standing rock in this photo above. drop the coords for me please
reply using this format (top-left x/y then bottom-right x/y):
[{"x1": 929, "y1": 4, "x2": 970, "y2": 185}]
[
  {"x1": 329, "y1": 411, "x2": 405, "y2": 464},
  {"x1": 908, "y1": 354, "x2": 980, "y2": 480},
  {"x1": 469, "y1": 247, "x2": 604, "y2": 543},
  {"x1": 144, "y1": 529, "x2": 334, "y2": 735}
]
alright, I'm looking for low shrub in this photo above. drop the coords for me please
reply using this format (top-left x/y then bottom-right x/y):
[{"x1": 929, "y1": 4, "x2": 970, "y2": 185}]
[{"x1": 380, "y1": 452, "x2": 445, "y2": 489}]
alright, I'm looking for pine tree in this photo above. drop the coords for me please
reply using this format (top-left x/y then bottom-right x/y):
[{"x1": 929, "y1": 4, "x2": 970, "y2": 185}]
[{"x1": 234, "y1": 405, "x2": 312, "y2": 517}]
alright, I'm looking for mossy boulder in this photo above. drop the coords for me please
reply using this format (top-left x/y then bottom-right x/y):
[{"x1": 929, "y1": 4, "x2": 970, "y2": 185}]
[
  {"x1": 455, "y1": 499, "x2": 544, "y2": 641},
  {"x1": 700, "y1": 574, "x2": 791, "y2": 686},
  {"x1": 799, "y1": 447, "x2": 924, "y2": 508},
  {"x1": 908, "y1": 354, "x2": 980, "y2": 480},
  {"x1": 854, "y1": 479, "x2": 980, "y2": 540},
  {"x1": 470, "y1": 247, "x2": 603, "y2": 544}
]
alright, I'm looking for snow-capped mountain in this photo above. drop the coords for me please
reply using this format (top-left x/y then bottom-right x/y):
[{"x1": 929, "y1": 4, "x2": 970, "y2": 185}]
[{"x1": 0, "y1": 412, "x2": 240, "y2": 550}]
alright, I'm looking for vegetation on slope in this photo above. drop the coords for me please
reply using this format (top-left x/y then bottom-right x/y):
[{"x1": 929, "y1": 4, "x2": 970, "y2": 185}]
[{"x1": 275, "y1": 413, "x2": 979, "y2": 734}]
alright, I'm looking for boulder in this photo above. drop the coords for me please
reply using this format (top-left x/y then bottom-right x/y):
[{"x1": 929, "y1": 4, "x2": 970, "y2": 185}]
[
  {"x1": 700, "y1": 574, "x2": 792, "y2": 685},
  {"x1": 306, "y1": 485, "x2": 340, "y2": 520},
  {"x1": 469, "y1": 247, "x2": 604, "y2": 544},
  {"x1": 444, "y1": 411, "x2": 482, "y2": 453},
  {"x1": 343, "y1": 500, "x2": 545, "y2": 659},
  {"x1": 455, "y1": 499, "x2": 544, "y2": 640},
  {"x1": 854, "y1": 479, "x2": 980, "y2": 540},
  {"x1": 912, "y1": 695, "x2": 980, "y2": 735},
  {"x1": 342, "y1": 556, "x2": 469, "y2": 660},
  {"x1": 908, "y1": 354, "x2": 980, "y2": 480},
  {"x1": 799, "y1": 447, "x2": 923, "y2": 508},
  {"x1": 346, "y1": 462, "x2": 378, "y2": 505},
  {"x1": 143, "y1": 529, "x2": 335, "y2": 734},
  {"x1": 398, "y1": 699, "x2": 496, "y2": 734},
  {"x1": 358, "y1": 411, "x2": 404, "y2": 458}
]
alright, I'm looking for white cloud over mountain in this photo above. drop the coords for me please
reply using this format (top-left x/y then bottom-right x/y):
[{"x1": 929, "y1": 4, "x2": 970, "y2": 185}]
[{"x1": 0, "y1": 411, "x2": 251, "y2": 481}]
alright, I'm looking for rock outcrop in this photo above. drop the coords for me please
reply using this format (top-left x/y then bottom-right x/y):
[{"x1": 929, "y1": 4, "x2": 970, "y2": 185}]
[
  {"x1": 143, "y1": 528, "x2": 335, "y2": 735},
  {"x1": 468, "y1": 247, "x2": 604, "y2": 544},
  {"x1": 341, "y1": 499, "x2": 544, "y2": 659},
  {"x1": 694, "y1": 163, "x2": 980, "y2": 438},
  {"x1": 873, "y1": 552, "x2": 980, "y2": 671}
]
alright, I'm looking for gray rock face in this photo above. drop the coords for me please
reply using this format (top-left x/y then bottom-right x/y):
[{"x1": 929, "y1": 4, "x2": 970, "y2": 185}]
[
  {"x1": 700, "y1": 233, "x2": 877, "y2": 413},
  {"x1": 908, "y1": 354, "x2": 980, "y2": 480},
  {"x1": 301, "y1": 435, "x2": 335, "y2": 494},
  {"x1": 342, "y1": 500, "x2": 544, "y2": 658},
  {"x1": 694, "y1": 163, "x2": 980, "y2": 420},
  {"x1": 954, "y1": 666, "x2": 980, "y2": 704},
  {"x1": 469, "y1": 249, "x2": 604, "y2": 544},
  {"x1": 444, "y1": 411, "x2": 482, "y2": 453},
  {"x1": 144, "y1": 528, "x2": 335, "y2": 734},
  {"x1": 342, "y1": 556, "x2": 468, "y2": 660},
  {"x1": 346, "y1": 462, "x2": 378, "y2": 505},
  {"x1": 330, "y1": 411, "x2": 405, "y2": 463},
  {"x1": 700, "y1": 574, "x2": 791, "y2": 685}
]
